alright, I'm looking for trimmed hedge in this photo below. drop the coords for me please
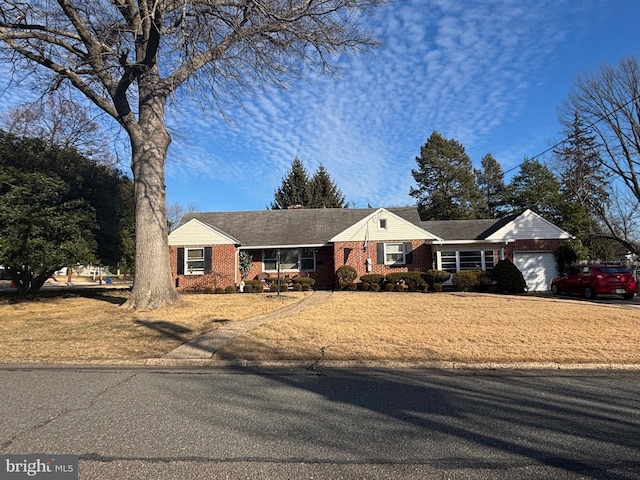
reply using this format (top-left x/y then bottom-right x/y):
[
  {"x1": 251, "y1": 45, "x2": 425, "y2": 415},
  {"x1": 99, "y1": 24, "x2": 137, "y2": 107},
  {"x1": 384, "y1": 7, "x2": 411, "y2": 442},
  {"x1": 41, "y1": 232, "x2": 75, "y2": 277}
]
[
  {"x1": 452, "y1": 269, "x2": 491, "y2": 292},
  {"x1": 291, "y1": 277, "x2": 315, "y2": 288},
  {"x1": 385, "y1": 271, "x2": 427, "y2": 292},
  {"x1": 360, "y1": 274, "x2": 385, "y2": 286},
  {"x1": 425, "y1": 269, "x2": 451, "y2": 286},
  {"x1": 336, "y1": 265, "x2": 358, "y2": 283}
]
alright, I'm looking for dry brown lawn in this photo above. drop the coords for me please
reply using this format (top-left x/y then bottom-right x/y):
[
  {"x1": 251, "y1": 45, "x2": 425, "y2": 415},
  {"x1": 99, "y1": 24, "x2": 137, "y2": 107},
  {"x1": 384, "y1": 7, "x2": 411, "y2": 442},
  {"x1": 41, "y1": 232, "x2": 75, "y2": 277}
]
[
  {"x1": 0, "y1": 290, "x2": 306, "y2": 360},
  {"x1": 0, "y1": 289, "x2": 638, "y2": 364},
  {"x1": 216, "y1": 292, "x2": 640, "y2": 364}
]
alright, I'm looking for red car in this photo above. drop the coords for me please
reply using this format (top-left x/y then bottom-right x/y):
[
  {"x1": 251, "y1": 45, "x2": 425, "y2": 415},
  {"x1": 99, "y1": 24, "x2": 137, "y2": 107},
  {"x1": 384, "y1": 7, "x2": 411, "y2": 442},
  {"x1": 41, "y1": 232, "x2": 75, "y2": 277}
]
[{"x1": 551, "y1": 265, "x2": 637, "y2": 300}]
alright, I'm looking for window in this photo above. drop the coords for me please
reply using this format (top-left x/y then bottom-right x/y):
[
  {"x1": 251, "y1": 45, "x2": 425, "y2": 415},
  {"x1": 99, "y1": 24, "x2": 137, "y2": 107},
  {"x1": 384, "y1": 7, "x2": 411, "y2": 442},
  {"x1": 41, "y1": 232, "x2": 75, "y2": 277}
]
[
  {"x1": 263, "y1": 248, "x2": 316, "y2": 272},
  {"x1": 385, "y1": 243, "x2": 405, "y2": 264},
  {"x1": 459, "y1": 251, "x2": 482, "y2": 270},
  {"x1": 186, "y1": 248, "x2": 204, "y2": 274},
  {"x1": 439, "y1": 249, "x2": 499, "y2": 273},
  {"x1": 301, "y1": 248, "x2": 315, "y2": 271},
  {"x1": 484, "y1": 250, "x2": 496, "y2": 269},
  {"x1": 378, "y1": 218, "x2": 387, "y2": 230},
  {"x1": 377, "y1": 242, "x2": 412, "y2": 265},
  {"x1": 441, "y1": 251, "x2": 457, "y2": 273}
]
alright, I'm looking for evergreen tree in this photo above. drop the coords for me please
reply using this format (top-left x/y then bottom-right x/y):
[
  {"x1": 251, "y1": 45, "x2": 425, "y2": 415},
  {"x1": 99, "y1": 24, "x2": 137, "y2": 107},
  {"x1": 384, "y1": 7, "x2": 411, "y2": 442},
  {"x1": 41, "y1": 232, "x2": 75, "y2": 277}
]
[
  {"x1": 271, "y1": 158, "x2": 347, "y2": 209},
  {"x1": 410, "y1": 131, "x2": 485, "y2": 220},
  {"x1": 0, "y1": 155, "x2": 97, "y2": 294},
  {"x1": 476, "y1": 153, "x2": 506, "y2": 218},
  {"x1": 270, "y1": 157, "x2": 313, "y2": 209},
  {"x1": 0, "y1": 131, "x2": 134, "y2": 271},
  {"x1": 554, "y1": 112, "x2": 612, "y2": 256},
  {"x1": 505, "y1": 158, "x2": 567, "y2": 225},
  {"x1": 309, "y1": 164, "x2": 346, "y2": 208}
]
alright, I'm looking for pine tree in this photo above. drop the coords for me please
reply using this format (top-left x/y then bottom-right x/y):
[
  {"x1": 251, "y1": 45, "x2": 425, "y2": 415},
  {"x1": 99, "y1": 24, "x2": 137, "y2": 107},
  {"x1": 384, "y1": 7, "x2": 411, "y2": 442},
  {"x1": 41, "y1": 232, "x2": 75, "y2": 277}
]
[
  {"x1": 309, "y1": 164, "x2": 346, "y2": 208},
  {"x1": 410, "y1": 131, "x2": 485, "y2": 220},
  {"x1": 271, "y1": 159, "x2": 347, "y2": 209},
  {"x1": 555, "y1": 113, "x2": 610, "y2": 216},
  {"x1": 554, "y1": 112, "x2": 612, "y2": 257},
  {"x1": 270, "y1": 157, "x2": 313, "y2": 209},
  {"x1": 476, "y1": 153, "x2": 506, "y2": 218}
]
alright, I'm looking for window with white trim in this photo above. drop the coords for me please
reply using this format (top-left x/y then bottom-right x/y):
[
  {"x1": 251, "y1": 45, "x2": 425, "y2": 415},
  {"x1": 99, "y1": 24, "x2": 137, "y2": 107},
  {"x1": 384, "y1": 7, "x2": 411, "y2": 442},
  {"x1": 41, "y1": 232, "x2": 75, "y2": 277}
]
[
  {"x1": 441, "y1": 251, "x2": 457, "y2": 273},
  {"x1": 378, "y1": 218, "x2": 387, "y2": 230},
  {"x1": 385, "y1": 243, "x2": 406, "y2": 265},
  {"x1": 439, "y1": 249, "x2": 498, "y2": 273},
  {"x1": 186, "y1": 248, "x2": 205, "y2": 274}
]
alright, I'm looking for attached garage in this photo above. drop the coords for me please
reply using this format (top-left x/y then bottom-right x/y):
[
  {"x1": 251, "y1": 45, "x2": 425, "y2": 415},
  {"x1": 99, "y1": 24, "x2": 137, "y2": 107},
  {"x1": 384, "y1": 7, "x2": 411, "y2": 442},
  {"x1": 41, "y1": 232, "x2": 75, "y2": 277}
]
[{"x1": 513, "y1": 251, "x2": 557, "y2": 292}]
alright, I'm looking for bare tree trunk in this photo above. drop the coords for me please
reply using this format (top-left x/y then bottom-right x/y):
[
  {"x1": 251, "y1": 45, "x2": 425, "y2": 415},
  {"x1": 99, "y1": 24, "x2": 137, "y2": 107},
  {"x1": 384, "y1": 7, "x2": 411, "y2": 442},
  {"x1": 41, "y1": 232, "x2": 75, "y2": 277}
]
[{"x1": 121, "y1": 77, "x2": 182, "y2": 310}]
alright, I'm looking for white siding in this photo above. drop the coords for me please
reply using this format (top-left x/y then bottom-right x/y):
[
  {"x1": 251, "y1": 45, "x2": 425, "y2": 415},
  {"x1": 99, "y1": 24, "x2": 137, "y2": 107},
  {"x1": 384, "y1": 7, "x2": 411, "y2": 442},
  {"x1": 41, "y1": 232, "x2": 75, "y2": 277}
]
[
  {"x1": 331, "y1": 208, "x2": 440, "y2": 242},
  {"x1": 486, "y1": 209, "x2": 573, "y2": 241},
  {"x1": 514, "y1": 251, "x2": 557, "y2": 292},
  {"x1": 168, "y1": 219, "x2": 235, "y2": 246}
]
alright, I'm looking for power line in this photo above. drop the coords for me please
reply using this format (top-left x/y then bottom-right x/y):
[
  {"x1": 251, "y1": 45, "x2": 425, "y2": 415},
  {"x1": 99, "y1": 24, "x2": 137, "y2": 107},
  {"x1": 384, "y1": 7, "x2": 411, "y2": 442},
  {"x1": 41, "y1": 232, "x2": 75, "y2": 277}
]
[{"x1": 503, "y1": 92, "x2": 640, "y2": 175}]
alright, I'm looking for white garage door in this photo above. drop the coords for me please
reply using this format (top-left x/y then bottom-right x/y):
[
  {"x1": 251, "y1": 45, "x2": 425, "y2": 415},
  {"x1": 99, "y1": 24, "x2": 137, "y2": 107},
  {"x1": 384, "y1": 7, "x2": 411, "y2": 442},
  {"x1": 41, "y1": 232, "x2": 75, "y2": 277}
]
[{"x1": 513, "y1": 252, "x2": 557, "y2": 292}]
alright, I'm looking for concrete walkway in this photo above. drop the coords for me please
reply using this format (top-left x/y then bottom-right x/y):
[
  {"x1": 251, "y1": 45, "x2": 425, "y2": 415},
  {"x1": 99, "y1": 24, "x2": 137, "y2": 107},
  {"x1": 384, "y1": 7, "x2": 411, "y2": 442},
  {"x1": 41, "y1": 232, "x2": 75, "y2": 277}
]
[{"x1": 163, "y1": 290, "x2": 333, "y2": 360}]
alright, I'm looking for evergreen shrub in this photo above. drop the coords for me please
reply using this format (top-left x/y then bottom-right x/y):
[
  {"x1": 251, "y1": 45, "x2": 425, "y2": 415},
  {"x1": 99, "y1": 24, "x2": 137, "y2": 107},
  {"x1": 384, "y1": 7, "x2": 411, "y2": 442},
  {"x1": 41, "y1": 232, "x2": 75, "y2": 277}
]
[
  {"x1": 453, "y1": 269, "x2": 484, "y2": 292},
  {"x1": 425, "y1": 269, "x2": 451, "y2": 286},
  {"x1": 225, "y1": 285, "x2": 236, "y2": 294},
  {"x1": 291, "y1": 277, "x2": 315, "y2": 288},
  {"x1": 336, "y1": 265, "x2": 358, "y2": 283},
  {"x1": 360, "y1": 274, "x2": 385, "y2": 286},
  {"x1": 385, "y1": 272, "x2": 426, "y2": 291},
  {"x1": 491, "y1": 259, "x2": 527, "y2": 293}
]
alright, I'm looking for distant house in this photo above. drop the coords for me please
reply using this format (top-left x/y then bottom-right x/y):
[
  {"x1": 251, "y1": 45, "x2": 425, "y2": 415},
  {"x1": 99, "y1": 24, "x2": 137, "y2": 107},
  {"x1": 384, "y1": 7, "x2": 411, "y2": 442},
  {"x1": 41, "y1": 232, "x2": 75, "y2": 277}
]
[{"x1": 168, "y1": 207, "x2": 573, "y2": 292}]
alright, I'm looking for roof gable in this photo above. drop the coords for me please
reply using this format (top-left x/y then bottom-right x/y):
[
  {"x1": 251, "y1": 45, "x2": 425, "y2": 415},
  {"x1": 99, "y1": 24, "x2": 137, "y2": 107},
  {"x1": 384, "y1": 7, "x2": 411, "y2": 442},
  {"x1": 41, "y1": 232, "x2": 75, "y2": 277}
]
[
  {"x1": 485, "y1": 209, "x2": 573, "y2": 240},
  {"x1": 330, "y1": 208, "x2": 442, "y2": 242},
  {"x1": 168, "y1": 218, "x2": 239, "y2": 246}
]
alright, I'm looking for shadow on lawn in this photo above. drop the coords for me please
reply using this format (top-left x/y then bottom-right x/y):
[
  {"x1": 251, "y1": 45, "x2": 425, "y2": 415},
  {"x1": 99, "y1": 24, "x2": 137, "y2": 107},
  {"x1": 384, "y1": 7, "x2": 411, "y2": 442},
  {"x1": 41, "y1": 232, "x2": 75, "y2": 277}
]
[
  {"x1": 133, "y1": 320, "x2": 194, "y2": 341},
  {"x1": 0, "y1": 287, "x2": 130, "y2": 305}
]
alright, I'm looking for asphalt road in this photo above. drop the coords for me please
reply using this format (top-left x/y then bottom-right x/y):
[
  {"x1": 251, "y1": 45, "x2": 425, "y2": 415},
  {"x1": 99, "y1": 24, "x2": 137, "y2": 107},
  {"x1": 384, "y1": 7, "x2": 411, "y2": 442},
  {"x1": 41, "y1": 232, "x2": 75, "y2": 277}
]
[{"x1": 1, "y1": 366, "x2": 639, "y2": 479}]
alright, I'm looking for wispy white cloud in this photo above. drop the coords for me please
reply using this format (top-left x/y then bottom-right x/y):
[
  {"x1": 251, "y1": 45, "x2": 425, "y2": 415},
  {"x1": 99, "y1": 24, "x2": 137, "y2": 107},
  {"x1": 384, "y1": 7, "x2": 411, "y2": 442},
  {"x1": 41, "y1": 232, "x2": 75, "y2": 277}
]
[
  {"x1": 0, "y1": 1, "x2": 618, "y2": 211},
  {"x1": 166, "y1": 0, "x2": 586, "y2": 209}
]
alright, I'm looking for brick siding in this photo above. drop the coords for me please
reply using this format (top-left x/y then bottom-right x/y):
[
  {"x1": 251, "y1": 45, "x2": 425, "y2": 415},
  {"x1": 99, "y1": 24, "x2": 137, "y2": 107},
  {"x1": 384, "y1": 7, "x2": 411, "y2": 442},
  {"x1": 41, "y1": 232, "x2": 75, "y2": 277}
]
[
  {"x1": 504, "y1": 239, "x2": 567, "y2": 260},
  {"x1": 334, "y1": 240, "x2": 433, "y2": 281},
  {"x1": 170, "y1": 245, "x2": 237, "y2": 291}
]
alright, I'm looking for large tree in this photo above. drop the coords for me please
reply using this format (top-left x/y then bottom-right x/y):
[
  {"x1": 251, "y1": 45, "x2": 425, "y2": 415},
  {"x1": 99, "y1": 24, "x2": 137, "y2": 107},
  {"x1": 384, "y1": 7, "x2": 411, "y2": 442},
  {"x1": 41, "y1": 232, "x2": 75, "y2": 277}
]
[
  {"x1": 0, "y1": 131, "x2": 134, "y2": 268},
  {"x1": 553, "y1": 112, "x2": 613, "y2": 258},
  {"x1": 271, "y1": 158, "x2": 346, "y2": 209},
  {"x1": 309, "y1": 164, "x2": 346, "y2": 208},
  {"x1": 410, "y1": 131, "x2": 485, "y2": 220},
  {"x1": 504, "y1": 158, "x2": 582, "y2": 234},
  {"x1": 475, "y1": 153, "x2": 506, "y2": 218},
  {"x1": 0, "y1": 137, "x2": 98, "y2": 294},
  {"x1": 270, "y1": 157, "x2": 313, "y2": 209},
  {"x1": 561, "y1": 55, "x2": 640, "y2": 254},
  {"x1": 0, "y1": 0, "x2": 383, "y2": 310}
]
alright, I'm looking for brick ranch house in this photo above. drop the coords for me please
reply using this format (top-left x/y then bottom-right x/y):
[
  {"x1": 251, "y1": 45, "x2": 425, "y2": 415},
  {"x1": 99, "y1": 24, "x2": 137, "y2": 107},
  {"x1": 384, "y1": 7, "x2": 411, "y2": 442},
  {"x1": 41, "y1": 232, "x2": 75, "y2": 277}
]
[{"x1": 168, "y1": 207, "x2": 573, "y2": 292}]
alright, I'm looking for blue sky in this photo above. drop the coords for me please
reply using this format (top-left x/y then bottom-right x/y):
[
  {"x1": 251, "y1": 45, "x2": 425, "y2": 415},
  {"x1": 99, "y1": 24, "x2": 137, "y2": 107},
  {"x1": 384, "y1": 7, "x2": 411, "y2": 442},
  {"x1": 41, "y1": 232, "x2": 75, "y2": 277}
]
[{"x1": 2, "y1": 0, "x2": 640, "y2": 213}]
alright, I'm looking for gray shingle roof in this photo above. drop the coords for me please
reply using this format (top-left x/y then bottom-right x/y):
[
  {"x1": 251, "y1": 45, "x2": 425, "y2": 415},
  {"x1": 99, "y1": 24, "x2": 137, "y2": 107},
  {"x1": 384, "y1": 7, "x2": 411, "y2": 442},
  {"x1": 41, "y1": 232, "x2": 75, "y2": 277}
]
[
  {"x1": 181, "y1": 207, "x2": 514, "y2": 246},
  {"x1": 181, "y1": 208, "x2": 376, "y2": 246}
]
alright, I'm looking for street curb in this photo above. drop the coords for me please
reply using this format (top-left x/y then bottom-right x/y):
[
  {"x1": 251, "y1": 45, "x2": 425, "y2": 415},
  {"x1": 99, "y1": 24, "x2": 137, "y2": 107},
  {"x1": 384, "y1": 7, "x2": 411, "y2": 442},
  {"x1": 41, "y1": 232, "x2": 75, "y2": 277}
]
[{"x1": 1, "y1": 357, "x2": 640, "y2": 370}]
